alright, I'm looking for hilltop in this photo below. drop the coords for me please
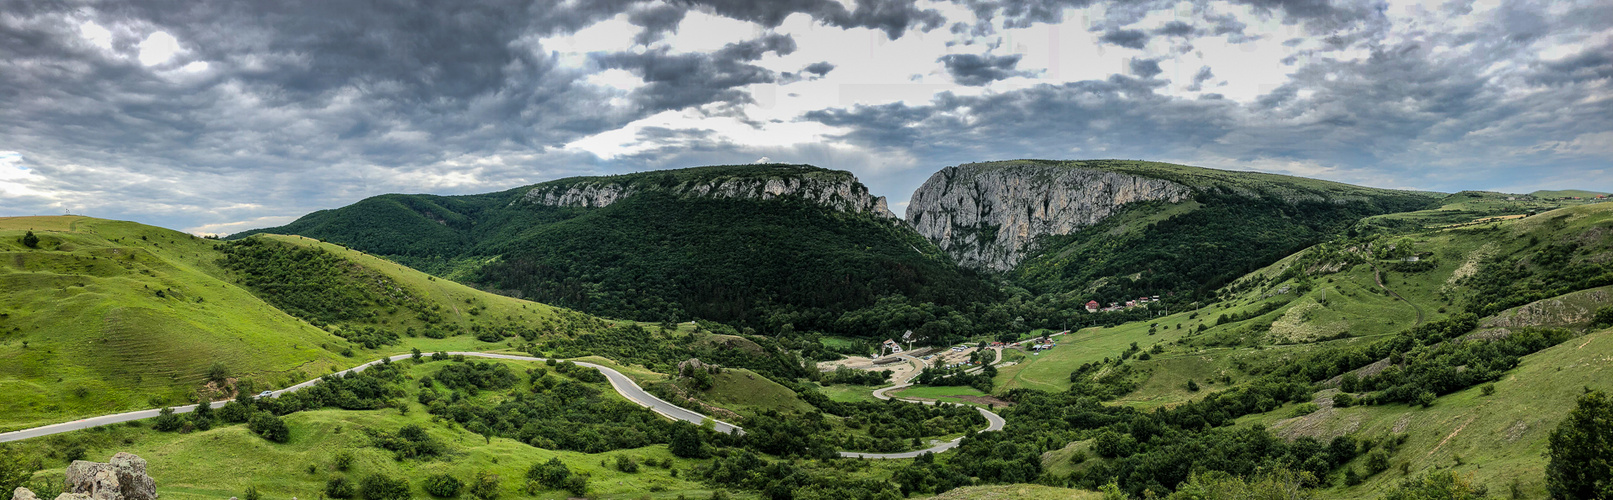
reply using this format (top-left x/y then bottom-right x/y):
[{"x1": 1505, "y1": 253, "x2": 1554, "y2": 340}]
[{"x1": 235, "y1": 164, "x2": 1000, "y2": 336}]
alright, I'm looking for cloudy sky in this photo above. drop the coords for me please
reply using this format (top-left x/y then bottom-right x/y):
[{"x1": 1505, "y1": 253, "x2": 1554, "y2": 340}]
[{"x1": 1, "y1": 0, "x2": 1609, "y2": 234}]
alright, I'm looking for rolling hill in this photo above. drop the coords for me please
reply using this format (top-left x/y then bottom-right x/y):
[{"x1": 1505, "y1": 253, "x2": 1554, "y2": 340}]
[{"x1": 0, "y1": 216, "x2": 609, "y2": 432}]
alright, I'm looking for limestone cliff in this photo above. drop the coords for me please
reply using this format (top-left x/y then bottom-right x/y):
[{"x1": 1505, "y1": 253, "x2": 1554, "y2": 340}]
[
  {"x1": 906, "y1": 163, "x2": 1192, "y2": 271},
  {"x1": 520, "y1": 169, "x2": 896, "y2": 218}
]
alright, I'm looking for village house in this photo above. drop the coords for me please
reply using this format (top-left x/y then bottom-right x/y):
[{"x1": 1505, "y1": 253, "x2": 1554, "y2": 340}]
[
  {"x1": 882, "y1": 339, "x2": 903, "y2": 354},
  {"x1": 1085, "y1": 300, "x2": 1100, "y2": 313}
]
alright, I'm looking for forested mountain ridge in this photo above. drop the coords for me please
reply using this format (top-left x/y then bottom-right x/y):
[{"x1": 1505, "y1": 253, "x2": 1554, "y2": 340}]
[
  {"x1": 233, "y1": 164, "x2": 999, "y2": 335},
  {"x1": 907, "y1": 160, "x2": 1443, "y2": 304}
]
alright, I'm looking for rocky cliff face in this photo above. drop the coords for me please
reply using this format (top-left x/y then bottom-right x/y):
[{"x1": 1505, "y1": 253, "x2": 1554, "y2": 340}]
[
  {"x1": 906, "y1": 163, "x2": 1192, "y2": 271},
  {"x1": 521, "y1": 173, "x2": 896, "y2": 218}
]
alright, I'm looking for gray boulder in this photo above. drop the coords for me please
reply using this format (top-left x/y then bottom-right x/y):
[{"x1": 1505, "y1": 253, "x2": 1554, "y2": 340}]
[{"x1": 57, "y1": 452, "x2": 157, "y2": 500}]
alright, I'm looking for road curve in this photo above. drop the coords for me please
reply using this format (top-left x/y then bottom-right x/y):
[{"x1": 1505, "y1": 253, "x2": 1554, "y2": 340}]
[
  {"x1": 0, "y1": 351, "x2": 1005, "y2": 459},
  {"x1": 842, "y1": 353, "x2": 1008, "y2": 459}
]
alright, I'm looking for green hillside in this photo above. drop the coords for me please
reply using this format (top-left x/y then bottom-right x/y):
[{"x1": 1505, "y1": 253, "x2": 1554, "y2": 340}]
[
  {"x1": 0, "y1": 217, "x2": 610, "y2": 432},
  {"x1": 235, "y1": 164, "x2": 1001, "y2": 336},
  {"x1": 978, "y1": 201, "x2": 1613, "y2": 497},
  {"x1": 994, "y1": 160, "x2": 1442, "y2": 303},
  {"x1": 0, "y1": 216, "x2": 350, "y2": 432}
]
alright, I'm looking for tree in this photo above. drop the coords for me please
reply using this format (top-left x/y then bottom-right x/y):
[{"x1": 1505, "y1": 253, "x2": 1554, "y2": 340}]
[
  {"x1": 422, "y1": 474, "x2": 462, "y2": 498},
  {"x1": 669, "y1": 423, "x2": 710, "y2": 458},
  {"x1": 20, "y1": 231, "x2": 38, "y2": 249},
  {"x1": 469, "y1": 471, "x2": 500, "y2": 500},
  {"x1": 360, "y1": 474, "x2": 411, "y2": 500},
  {"x1": 1547, "y1": 389, "x2": 1613, "y2": 499}
]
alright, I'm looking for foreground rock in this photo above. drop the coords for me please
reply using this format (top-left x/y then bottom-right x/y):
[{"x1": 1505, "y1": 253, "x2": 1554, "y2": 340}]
[{"x1": 14, "y1": 452, "x2": 156, "y2": 500}]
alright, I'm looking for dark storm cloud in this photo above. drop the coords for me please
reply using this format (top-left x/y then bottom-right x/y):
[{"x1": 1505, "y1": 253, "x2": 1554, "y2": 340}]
[
  {"x1": 1129, "y1": 58, "x2": 1163, "y2": 79},
  {"x1": 680, "y1": 0, "x2": 945, "y2": 39},
  {"x1": 804, "y1": 61, "x2": 836, "y2": 76},
  {"x1": 629, "y1": 3, "x2": 688, "y2": 45},
  {"x1": 1099, "y1": 29, "x2": 1149, "y2": 49},
  {"x1": 1155, "y1": 21, "x2": 1197, "y2": 37},
  {"x1": 938, "y1": 53, "x2": 1033, "y2": 86},
  {"x1": 592, "y1": 33, "x2": 796, "y2": 112}
]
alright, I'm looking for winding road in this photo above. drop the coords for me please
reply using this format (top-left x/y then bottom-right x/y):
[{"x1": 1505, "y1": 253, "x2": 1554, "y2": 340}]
[{"x1": 0, "y1": 351, "x2": 1004, "y2": 458}]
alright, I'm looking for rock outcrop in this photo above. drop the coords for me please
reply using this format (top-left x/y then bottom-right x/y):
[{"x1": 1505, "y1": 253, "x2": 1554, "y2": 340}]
[
  {"x1": 906, "y1": 162, "x2": 1192, "y2": 271},
  {"x1": 14, "y1": 453, "x2": 156, "y2": 500},
  {"x1": 520, "y1": 171, "x2": 897, "y2": 218}
]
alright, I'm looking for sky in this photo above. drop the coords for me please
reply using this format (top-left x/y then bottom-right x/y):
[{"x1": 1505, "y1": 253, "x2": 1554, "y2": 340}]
[{"x1": 1, "y1": 0, "x2": 1609, "y2": 234}]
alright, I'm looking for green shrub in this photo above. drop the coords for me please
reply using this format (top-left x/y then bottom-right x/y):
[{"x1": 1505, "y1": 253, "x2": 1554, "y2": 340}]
[
  {"x1": 1289, "y1": 403, "x2": 1320, "y2": 417},
  {"x1": 1416, "y1": 391, "x2": 1437, "y2": 408},
  {"x1": 422, "y1": 474, "x2": 462, "y2": 498},
  {"x1": 615, "y1": 455, "x2": 639, "y2": 473},
  {"x1": 1333, "y1": 393, "x2": 1356, "y2": 408},
  {"x1": 243, "y1": 486, "x2": 261, "y2": 500},
  {"x1": 334, "y1": 450, "x2": 354, "y2": 471},
  {"x1": 1382, "y1": 471, "x2": 1487, "y2": 500},
  {"x1": 469, "y1": 471, "x2": 500, "y2": 500},
  {"x1": 1366, "y1": 448, "x2": 1393, "y2": 475},
  {"x1": 249, "y1": 412, "x2": 290, "y2": 443},
  {"x1": 1481, "y1": 383, "x2": 1496, "y2": 396},
  {"x1": 153, "y1": 407, "x2": 182, "y2": 432},
  {"x1": 527, "y1": 458, "x2": 570, "y2": 490},
  {"x1": 325, "y1": 477, "x2": 356, "y2": 499},
  {"x1": 360, "y1": 474, "x2": 411, "y2": 500}
]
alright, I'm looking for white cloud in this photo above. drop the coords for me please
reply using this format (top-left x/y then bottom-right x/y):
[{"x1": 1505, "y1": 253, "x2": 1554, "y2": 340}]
[
  {"x1": 137, "y1": 31, "x2": 181, "y2": 66},
  {"x1": 79, "y1": 21, "x2": 113, "y2": 51}
]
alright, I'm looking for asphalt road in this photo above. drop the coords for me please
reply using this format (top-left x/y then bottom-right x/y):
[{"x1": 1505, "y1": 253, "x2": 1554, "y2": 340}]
[{"x1": 0, "y1": 350, "x2": 1002, "y2": 459}]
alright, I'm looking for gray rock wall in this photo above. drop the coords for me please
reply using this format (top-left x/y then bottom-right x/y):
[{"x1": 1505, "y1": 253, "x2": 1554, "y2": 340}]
[
  {"x1": 906, "y1": 163, "x2": 1191, "y2": 271},
  {"x1": 520, "y1": 174, "x2": 897, "y2": 218}
]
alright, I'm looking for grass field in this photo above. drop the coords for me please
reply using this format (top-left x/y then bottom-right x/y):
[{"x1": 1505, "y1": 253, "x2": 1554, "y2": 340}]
[
  {"x1": 814, "y1": 383, "x2": 883, "y2": 403},
  {"x1": 890, "y1": 385, "x2": 991, "y2": 407}
]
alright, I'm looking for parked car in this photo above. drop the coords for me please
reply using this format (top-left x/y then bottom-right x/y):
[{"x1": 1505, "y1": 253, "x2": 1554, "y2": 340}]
[{"x1": 258, "y1": 391, "x2": 273, "y2": 399}]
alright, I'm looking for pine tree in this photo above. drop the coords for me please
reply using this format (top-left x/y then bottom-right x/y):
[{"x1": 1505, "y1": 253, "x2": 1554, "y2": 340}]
[{"x1": 21, "y1": 231, "x2": 38, "y2": 248}]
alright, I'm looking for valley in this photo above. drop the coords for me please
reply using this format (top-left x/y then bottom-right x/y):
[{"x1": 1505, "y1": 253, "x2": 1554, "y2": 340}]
[{"x1": 3, "y1": 161, "x2": 1611, "y2": 500}]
